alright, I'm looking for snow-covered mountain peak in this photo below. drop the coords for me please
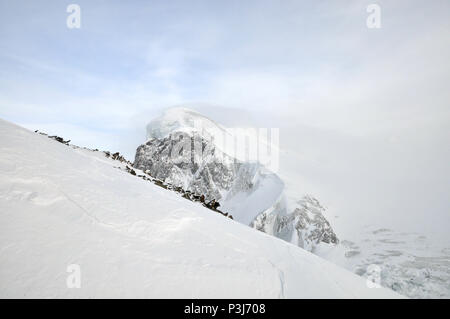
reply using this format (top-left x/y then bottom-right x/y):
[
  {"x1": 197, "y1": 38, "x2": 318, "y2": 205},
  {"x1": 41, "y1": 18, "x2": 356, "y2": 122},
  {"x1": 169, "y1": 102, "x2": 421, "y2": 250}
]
[
  {"x1": 145, "y1": 107, "x2": 278, "y2": 166},
  {"x1": 135, "y1": 108, "x2": 339, "y2": 252},
  {"x1": 146, "y1": 107, "x2": 229, "y2": 142}
]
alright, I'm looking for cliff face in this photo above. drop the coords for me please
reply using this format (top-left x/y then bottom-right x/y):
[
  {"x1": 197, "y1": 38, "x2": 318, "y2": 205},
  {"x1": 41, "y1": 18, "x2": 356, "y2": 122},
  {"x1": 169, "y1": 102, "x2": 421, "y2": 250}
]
[{"x1": 134, "y1": 132, "x2": 241, "y2": 203}]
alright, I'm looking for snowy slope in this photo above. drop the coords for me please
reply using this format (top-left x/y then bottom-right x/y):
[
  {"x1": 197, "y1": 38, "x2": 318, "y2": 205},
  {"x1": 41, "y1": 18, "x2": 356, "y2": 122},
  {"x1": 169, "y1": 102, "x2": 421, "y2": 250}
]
[{"x1": 0, "y1": 118, "x2": 402, "y2": 298}]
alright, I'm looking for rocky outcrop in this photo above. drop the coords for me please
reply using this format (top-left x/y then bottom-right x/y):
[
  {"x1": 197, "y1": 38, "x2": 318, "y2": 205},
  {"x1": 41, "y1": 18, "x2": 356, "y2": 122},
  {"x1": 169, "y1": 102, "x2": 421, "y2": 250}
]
[
  {"x1": 252, "y1": 195, "x2": 338, "y2": 251},
  {"x1": 134, "y1": 131, "x2": 258, "y2": 203}
]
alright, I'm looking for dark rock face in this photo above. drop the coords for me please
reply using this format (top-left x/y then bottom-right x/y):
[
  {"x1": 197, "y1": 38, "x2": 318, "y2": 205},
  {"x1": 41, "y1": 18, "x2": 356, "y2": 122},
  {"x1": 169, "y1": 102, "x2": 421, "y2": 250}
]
[
  {"x1": 282, "y1": 196, "x2": 338, "y2": 248},
  {"x1": 252, "y1": 195, "x2": 339, "y2": 251},
  {"x1": 133, "y1": 132, "x2": 253, "y2": 203}
]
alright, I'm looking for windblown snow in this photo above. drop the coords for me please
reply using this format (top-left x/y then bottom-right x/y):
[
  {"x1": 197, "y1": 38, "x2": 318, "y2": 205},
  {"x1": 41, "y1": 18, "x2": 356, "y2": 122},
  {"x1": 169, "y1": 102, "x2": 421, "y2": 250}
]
[{"x1": 0, "y1": 118, "x2": 401, "y2": 298}]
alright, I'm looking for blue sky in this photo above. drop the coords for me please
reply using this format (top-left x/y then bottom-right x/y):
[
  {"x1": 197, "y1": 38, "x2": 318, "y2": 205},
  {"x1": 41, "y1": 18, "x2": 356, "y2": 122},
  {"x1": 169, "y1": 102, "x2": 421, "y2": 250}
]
[{"x1": 0, "y1": 0, "x2": 449, "y2": 237}]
